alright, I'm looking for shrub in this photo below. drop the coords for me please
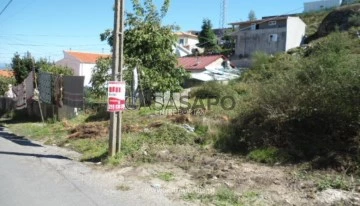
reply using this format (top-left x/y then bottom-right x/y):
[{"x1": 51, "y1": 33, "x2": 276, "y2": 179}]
[
  {"x1": 189, "y1": 81, "x2": 236, "y2": 99},
  {"x1": 217, "y1": 32, "x2": 360, "y2": 172},
  {"x1": 0, "y1": 76, "x2": 15, "y2": 96}
]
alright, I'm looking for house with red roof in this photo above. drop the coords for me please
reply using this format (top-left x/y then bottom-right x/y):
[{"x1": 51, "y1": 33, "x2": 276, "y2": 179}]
[
  {"x1": 0, "y1": 70, "x2": 14, "y2": 78},
  {"x1": 178, "y1": 55, "x2": 239, "y2": 87},
  {"x1": 56, "y1": 51, "x2": 110, "y2": 86}
]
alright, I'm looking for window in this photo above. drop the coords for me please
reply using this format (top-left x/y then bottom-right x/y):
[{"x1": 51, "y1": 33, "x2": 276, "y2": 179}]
[
  {"x1": 269, "y1": 34, "x2": 278, "y2": 42},
  {"x1": 179, "y1": 39, "x2": 185, "y2": 45},
  {"x1": 268, "y1": 21, "x2": 277, "y2": 26}
]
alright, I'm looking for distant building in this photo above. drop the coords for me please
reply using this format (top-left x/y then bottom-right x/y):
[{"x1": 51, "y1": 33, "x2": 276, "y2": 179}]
[
  {"x1": 304, "y1": 0, "x2": 342, "y2": 13},
  {"x1": 178, "y1": 55, "x2": 238, "y2": 87},
  {"x1": 174, "y1": 32, "x2": 203, "y2": 57},
  {"x1": 56, "y1": 51, "x2": 110, "y2": 86},
  {"x1": 229, "y1": 16, "x2": 306, "y2": 58}
]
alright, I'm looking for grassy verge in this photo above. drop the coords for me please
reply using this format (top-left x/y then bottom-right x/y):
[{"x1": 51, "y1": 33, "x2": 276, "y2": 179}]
[{"x1": 183, "y1": 188, "x2": 262, "y2": 206}]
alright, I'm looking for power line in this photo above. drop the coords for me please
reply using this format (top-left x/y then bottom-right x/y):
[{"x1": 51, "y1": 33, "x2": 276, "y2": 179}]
[{"x1": 0, "y1": 0, "x2": 13, "y2": 16}]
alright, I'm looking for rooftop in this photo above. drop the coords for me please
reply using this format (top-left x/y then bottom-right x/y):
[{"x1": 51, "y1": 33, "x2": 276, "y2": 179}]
[
  {"x1": 178, "y1": 55, "x2": 225, "y2": 71},
  {"x1": 175, "y1": 32, "x2": 198, "y2": 39},
  {"x1": 229, "y1": 16, "x2": 290, "y2": 26},
  {"x1": 0, "y1": 70, "x2": 14, "y2": 78},
  {"x1": 65, "y1": 51, "x2": 111, "y2": 64}
]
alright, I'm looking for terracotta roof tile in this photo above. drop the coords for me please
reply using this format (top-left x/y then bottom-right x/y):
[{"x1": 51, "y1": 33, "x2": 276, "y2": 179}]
[
  {"x1": 0, "y1": 70, "x2": 14, "y2": 78},
  {"x1": 66, "y1": 51, "x2": 111, "y2": 64},
  {"x1": 178, "y1": 55, "x2": 224, "y2": 71}
]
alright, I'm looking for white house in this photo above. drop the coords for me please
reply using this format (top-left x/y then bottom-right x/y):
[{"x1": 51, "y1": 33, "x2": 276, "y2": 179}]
[
  {"x1": 304, "y1": 0, "x2": 342, "y2": 12},
  {"x1": 229, "y1": 16, "x2": 306, "y2": 57},
  {"x1": 56, "y1": 51, "x2": 110, "y2": 86},
  {"x1": 174, "y1": 32, "x2": 203, "y2": 57}
]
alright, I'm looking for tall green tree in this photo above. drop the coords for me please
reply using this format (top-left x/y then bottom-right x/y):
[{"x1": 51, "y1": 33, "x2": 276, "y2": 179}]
[
  {"x1": 11, "y1": 53, "x2": 73, "y2": 84},
  {"x1": 198, "y1": 19, "x2": 220, "y2": 54},
  {"x1": 11, "y1": 52, "x2": 35, "y2": 84},
  {"x1": 99, "y1": 0, "x2": 188, "y2": 93},
  {"x1": 248, "y1": 10, "x2": 257, "y2": 21}
]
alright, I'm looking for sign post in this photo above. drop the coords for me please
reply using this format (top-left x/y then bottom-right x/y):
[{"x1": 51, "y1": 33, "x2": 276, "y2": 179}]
[{"x1": 107, "y1": 81, "x2": 126, "y2": 112}]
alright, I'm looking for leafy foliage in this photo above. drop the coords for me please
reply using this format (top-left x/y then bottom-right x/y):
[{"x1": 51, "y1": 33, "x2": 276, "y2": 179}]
[
  {"x1": 39, "y1": 64, "x2": 73, "y2": 76},
  {"x1": 90, "y1": 57, "x2": 112, "y2": 98},
  {"x1": 217, "y1": 32, "x2": 360, "y2": 172},
  {"x1": 248, "y1": 10, "x2": 257, "y2": 21},
  {"x1": 11, "y1": 53, "x2": 35, "y2": 84},
  {"x1": 198, "y1": 19, "x2": 221, "y2": 54},
  {"x1": 11, "y1": 54, "x2": 72, "y2": 84},
  {"x1": 0, "y1": 76, "x2": 15, "y2": 95},
  {"x1": 190, "y1": 81, "x2": 236, "y2": 99},
  {"x1": 100, "y1": 0, "x2": 188, "y2": 93}
]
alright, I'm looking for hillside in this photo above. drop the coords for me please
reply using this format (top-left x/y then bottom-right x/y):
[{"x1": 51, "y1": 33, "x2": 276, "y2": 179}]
[
  {"x1": 299, "y1": 10, "x2": 331, "y2": 36},
  {"x1": 306, "y1": 4, "x2": 360, "y2": 42}
]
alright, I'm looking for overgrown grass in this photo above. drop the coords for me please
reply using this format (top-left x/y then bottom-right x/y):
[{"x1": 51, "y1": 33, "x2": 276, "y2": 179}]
[
  {"x1": 247, "y1": 148, "x2": 290, "y2": 165},
  {"x1": 157, "y1": 172, "x2": 175, "y2": 182},
  {"x1": 216, "y1": 32, "x2": 360, "y2": 173},
  {"x1": 183, "y1": 188, "x2": 262, "y2": 206},
  {"x1": 294, "y1": 170, "x2": 359, "y2": 192}
]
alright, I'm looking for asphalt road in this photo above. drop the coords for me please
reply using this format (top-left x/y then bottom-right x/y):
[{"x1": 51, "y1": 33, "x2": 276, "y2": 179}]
[{"x1": 0, "y1": 126, "x2": 179, "y2": 206}]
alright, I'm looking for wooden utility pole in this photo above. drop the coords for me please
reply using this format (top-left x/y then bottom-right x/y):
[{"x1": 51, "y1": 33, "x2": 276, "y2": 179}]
[
  {"x1": 116, "y1": 0, "x2": 125, "y2": 154},
  {"x1": 109, "y1": 0, "x2": 125, "y2": 156}
]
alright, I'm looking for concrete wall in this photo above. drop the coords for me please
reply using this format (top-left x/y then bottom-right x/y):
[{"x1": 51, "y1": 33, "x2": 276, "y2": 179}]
[
  {"x1": 304, "y1": 0, "x2": 342, "y2": 12},
  {"x1": 55, "y1": 52, "x2": 81, "y2": 76},
  {"x1": 235, "y1": 28, "x2": 287, "y2": 57},
  {"x1": 286, "y1": 17, "x2": 306, "y2": 51},
  {"x1": 239, "y1": 19, "x2": 287, "y2": 31}
]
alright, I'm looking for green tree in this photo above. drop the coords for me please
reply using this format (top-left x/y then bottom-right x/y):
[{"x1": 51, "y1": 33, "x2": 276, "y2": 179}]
[
  {"x1": 248, "y1": 10, "x2": 257, "y2": 21},
  {"x1": 90, "y1": 57, "x2": 112, "y2": 98},
  {"x1": 39, "y1": 63, "x2": 73, "y2": 76},
  {"x1": 11, "y1": 52, "x2": 35, "y2": 84},
  {"x1": 198, "y1": 19, "x2": 220, "y2": 54},
  {"x1": 99, "y1": 0, "x2": 188, "y2": 93}
]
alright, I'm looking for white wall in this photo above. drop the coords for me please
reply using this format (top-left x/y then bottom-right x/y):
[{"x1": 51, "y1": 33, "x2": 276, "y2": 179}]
[
  {"x1": 304, "y1": 0, "x2": 342, "y2": 12},
  {"x1": 80, "y1": 63, "x2": 96, "y2": 87},
  {"x1": 205, "y1": 58, "x2": 225, "y2": 70},
  {"x1": 286, "y1": 17, "x2": 306, "y2": 51}
]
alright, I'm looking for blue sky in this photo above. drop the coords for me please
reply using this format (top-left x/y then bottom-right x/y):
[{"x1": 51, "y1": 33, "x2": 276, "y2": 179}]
[{"x1": 0, "y1": 0, "x2": 305, "y2": 65}]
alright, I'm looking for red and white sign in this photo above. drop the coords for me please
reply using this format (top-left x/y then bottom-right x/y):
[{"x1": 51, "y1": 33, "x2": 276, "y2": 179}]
[{"x1": 107, "y1": 81, "x2": 126, "y2": 112}]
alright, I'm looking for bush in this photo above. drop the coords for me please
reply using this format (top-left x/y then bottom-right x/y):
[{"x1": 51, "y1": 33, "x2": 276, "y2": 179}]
[
  {"x1": 217, "y1": 32, "x2": 360, "y2": 172},
  {"x1": 190, "y1": 81, "x2": 237, "y2": 99},
  {"x1": 0, "y1": 76, "x2": 15, "y2": 96},
  {"x1": 247, "y1": 148, "x2": 290, "y2": 164}
]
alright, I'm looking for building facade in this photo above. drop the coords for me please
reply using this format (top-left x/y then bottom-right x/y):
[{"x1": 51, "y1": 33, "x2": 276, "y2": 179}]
[
  {"x1": 304, "y1": 0, "x2": 342, "y2": 12},
  {"x1": 229, "y1": 16, "x2": 306, "y2": 58},
  {"x1": 56, "y1": 51, "x2": 110, "y2": 86}
]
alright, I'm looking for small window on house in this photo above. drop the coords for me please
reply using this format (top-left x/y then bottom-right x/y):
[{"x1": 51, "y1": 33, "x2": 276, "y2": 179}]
[
  {"x1": 268, "y1": 21, "x2": 277, "y2": 26},
  {"x1": 179, "y1": 39, "x2": 185, "y2": 45},
  {"x1": 269, "y1": 34, "x2": 278, "y2": 42}
]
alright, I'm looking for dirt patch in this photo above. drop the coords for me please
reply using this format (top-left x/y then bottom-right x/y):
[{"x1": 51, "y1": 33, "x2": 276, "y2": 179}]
[
  {"x1": 67, "y1": 121, "x2": 109, "y2": 139},
  {"x1": 112, "y1": 144, "x2": 360, "y2": 205}
]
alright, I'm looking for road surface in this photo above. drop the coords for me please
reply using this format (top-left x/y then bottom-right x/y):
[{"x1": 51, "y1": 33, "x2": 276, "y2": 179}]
[{"x1": 0, "y1": 126, "x2": 181, "y2": 206}]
